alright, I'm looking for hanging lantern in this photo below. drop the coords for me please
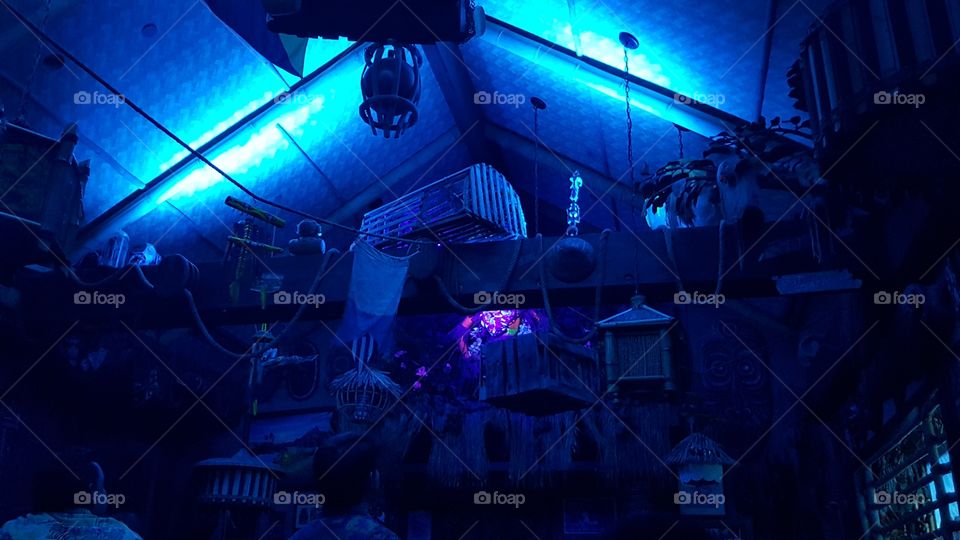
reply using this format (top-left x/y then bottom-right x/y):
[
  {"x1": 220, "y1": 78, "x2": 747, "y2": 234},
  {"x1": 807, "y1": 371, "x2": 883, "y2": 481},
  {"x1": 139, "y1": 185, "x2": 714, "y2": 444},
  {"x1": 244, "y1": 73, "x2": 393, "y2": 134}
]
[
  {"x1": 359, "y1": 41, "x2": 422, "y2": 138},
  {"x1": 597, "y1": 295, "x2": 675, "y2": 393},
  {"x1": 665, "y1": 433, "x2": 734, "y2": 516}
]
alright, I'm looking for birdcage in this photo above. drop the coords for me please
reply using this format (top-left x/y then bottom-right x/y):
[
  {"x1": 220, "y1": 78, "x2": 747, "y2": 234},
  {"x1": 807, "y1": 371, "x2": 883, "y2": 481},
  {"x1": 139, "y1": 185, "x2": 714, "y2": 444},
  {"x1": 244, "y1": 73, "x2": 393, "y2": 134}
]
[
  {"x1": 359, "y1": 163, "x2": 527, "y2": 249},
  {"x1": 331, "y1": 365, "x2": 401, "y2": 424},
  {"x1": 597, "y1": 296, "x2": 676, "y2": 393},
  {"x1": 194, "y1": 450, "x2": 282, "y2": 507}
]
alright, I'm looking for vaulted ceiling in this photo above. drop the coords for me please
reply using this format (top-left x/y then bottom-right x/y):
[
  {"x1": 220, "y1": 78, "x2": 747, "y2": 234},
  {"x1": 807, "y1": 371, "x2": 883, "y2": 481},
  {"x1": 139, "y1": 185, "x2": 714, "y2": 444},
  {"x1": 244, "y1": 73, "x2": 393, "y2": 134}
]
[{"x1": 0, "y1": 0, "x2": 829, "y2": 261}]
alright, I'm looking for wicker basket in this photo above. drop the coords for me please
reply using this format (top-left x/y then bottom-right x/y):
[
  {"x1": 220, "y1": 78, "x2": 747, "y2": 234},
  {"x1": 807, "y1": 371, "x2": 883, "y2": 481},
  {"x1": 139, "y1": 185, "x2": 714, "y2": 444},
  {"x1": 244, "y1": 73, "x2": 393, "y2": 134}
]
[{"x1": 360, "y1": 163, "x2": 527, "y2": 249}]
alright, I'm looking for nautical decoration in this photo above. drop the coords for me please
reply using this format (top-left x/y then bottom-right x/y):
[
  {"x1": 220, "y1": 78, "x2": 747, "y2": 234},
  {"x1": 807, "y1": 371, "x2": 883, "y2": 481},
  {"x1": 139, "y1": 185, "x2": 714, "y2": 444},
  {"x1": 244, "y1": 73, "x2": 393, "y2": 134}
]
[
  {"x1": 665, "y1": 432, "x2": 734, "y2": 516},
  {"x1": 597, "y1": 295, "x2": 676, "y2": 393},
  {"x1": 359, "y1": 41, "x2": 422, "y2": 138},
  {"x1": 549, "y1": 171, "x2": 596, "y2": 283}
]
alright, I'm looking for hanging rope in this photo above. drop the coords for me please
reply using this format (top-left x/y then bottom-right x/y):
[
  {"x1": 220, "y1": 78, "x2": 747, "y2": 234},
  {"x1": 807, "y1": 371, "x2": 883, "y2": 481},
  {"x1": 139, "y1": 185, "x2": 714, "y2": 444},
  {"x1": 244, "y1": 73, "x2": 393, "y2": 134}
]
[
  {"x1": 433, "y1": 239, "x2": 524, "y2": 314},
  {"x1": 533, "y1": 105, "x2": 542, "y2": 237}
]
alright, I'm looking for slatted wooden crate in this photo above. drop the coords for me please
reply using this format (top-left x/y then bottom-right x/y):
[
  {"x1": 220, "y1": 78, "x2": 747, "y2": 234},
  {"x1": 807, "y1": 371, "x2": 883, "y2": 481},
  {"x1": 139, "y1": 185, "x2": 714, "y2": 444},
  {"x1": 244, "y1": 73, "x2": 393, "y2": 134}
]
[
  {"x1": 360, "y1": 163, "x2": 526, "y2": 248},
  {"x1": 480, "y1": 333, "x2": 597, "y2": 415}
]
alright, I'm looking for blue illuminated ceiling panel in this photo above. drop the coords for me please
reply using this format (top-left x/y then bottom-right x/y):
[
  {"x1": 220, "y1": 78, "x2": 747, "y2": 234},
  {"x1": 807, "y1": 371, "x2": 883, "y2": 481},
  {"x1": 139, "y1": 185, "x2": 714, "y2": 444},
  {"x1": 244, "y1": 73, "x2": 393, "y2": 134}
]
[
  {"x1": 120, "y1": 49, "x2": 459, "y2": 260},
  {"x1": 17, "y1": 0, "x2": 351, "y2": 221},
  {"x1": 463, "y1": 37, "x2": 709, "y2": 180},
  {"x1": 479, "y1": 0, "x2": 789, "y2": 120}
]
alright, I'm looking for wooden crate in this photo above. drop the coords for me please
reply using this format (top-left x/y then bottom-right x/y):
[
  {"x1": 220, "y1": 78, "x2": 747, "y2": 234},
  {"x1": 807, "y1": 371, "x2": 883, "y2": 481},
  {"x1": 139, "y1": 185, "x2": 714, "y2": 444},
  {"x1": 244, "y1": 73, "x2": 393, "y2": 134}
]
[
  {"x1": 360, "y1": 163, "x2": 526, "y2": 248},
  {"x1": 480, "y1": 333, "x2": 597, "y2": 415}
]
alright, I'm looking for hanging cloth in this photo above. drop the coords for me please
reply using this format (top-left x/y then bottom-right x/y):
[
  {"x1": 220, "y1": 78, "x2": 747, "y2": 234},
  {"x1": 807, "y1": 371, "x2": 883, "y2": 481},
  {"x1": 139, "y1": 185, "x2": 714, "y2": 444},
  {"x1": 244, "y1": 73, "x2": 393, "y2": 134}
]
[{"x1": 338, "y1": 240, "x2": 413, "y2": 346}]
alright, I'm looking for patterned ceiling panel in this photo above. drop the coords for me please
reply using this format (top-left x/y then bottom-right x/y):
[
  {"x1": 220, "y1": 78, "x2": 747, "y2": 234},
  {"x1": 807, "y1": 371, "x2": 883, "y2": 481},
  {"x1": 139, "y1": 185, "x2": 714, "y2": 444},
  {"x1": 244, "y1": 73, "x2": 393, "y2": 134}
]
[
  {"x1": 0, "y1": 0, "x2": 826, "y2": 261},
  {"x1": 463, "y1": 37, "x2": 710, "y2": 182},
  {"x1": 479, "y1": 0, "x2": 772, "y2": 120},
  {"x1": 119, "y1": 50, "x2": 459, "y2": 260}
]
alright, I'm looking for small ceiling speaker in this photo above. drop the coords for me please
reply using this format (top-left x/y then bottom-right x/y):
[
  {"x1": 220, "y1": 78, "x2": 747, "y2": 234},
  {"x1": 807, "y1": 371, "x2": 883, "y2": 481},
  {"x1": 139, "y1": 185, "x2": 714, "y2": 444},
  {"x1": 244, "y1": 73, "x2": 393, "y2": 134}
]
[{"x1": 359, "y1": 41, "x2": 422, "y2": 139}]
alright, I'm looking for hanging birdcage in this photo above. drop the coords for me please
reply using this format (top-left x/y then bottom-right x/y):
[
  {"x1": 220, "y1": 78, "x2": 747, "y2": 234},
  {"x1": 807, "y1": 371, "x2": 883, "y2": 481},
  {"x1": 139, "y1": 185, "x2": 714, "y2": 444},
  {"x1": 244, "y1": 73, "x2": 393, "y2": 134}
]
[
  {"x1": 330, "y1": 336, "x2": 401, "y2": 424},
  {"x1": 597, "y1": 295, "x2": 676, "y2": 393},
  {"x1": 331, "y1": 365, "x2": 401, "y2": 424},
  {"x1": 193, "y1": 450, "x2": 282, "y2": 507}
]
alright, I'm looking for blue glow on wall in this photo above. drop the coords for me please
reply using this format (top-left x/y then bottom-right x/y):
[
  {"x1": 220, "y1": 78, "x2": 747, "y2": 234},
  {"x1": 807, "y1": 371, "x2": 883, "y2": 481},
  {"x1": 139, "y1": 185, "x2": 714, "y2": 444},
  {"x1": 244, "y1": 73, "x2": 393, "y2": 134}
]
[
  {"x1": 153, "y1": 38, "x2": 352, "y2": 176},
  {"x1": 157, "y1": 93, "x2": 326, "y2": 204},
  {"x1": 480, "y1": 3, "x2": 694, "y2": 90}
]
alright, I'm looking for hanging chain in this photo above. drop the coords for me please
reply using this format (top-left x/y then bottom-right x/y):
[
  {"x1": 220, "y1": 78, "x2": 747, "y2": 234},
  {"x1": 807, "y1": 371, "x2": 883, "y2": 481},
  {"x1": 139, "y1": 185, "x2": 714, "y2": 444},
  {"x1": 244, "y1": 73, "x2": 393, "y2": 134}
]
[
  {"x1": 677, "y1": 125, "x2": 685, "y2": 160},
  {"x1": 566, "y1": 171, "x2": 582, "y2": 236},
  {"x1": 18, "y1": 0, "x2": 54, "y2": 124},
  {"x1": 624, "y1": 48, "x2": 635, "y2": 187},
  {"x1": 533, "y1": 106, "x2": 541, "y2": 236}
]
